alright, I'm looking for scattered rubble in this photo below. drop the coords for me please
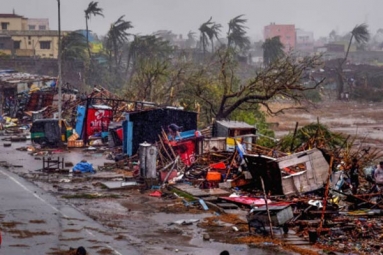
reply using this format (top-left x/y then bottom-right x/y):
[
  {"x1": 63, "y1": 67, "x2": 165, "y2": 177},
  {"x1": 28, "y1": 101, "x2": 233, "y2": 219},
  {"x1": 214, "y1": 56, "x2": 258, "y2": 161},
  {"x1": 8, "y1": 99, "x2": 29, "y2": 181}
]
[{"x1": 2, "y1": 85, "x2": 383, "y2": 254}]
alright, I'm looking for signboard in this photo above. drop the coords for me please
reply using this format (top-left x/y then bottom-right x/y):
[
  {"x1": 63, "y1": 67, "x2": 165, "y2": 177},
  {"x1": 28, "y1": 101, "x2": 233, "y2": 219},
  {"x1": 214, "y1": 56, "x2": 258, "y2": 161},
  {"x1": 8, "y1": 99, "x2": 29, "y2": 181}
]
[{"x1": 86, "y1": 105, "x2": 113, "y2": 137}]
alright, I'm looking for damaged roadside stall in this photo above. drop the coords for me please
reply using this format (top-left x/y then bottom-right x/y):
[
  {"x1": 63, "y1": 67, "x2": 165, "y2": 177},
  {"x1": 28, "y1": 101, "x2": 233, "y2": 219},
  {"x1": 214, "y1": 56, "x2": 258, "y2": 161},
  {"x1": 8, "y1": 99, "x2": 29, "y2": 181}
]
[{"x1": 244, "y1": 148, "x2": 330, "y2": 196}]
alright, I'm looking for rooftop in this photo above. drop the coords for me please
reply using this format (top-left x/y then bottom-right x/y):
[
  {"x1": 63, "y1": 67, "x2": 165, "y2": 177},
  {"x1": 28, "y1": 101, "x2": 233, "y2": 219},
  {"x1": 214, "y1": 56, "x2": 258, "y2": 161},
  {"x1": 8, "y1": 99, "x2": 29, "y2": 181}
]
[
  {"x1": 0, "y1": 30, "x2": 70, "y2": 36},
  {"x1": 216, "y1": 120, "x2": 255, "y2": 129},
  {"x1": 0, "y1": 13, "x2": 25, "y2": 19},
  {"x1": 0, "y1": 71, "x2": 55, "y2": 84}
]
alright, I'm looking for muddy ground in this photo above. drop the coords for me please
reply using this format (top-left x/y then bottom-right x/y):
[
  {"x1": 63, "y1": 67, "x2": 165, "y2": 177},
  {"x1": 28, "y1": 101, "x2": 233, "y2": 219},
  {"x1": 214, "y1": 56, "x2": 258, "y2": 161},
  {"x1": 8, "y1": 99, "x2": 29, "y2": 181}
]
[
  {"x1": 2, "y1": 98, "x2": 383, "y2": 255},
  {"x1": 266, "y1": 98, "x2": 383, "y2": 150}
]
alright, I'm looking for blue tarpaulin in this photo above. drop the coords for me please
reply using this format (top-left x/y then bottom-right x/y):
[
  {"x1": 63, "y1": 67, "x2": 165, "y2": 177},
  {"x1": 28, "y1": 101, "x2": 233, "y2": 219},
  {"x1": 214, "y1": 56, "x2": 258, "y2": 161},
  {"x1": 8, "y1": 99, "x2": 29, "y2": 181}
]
[{"x1": 73, "y1": 161, "x2": 95, "y2": 173}]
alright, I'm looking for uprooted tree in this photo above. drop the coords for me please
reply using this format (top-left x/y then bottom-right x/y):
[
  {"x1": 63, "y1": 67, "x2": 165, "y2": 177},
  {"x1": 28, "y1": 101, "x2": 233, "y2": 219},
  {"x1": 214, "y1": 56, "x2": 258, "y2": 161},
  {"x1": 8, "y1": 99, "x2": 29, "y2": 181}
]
[{"x1": 180, "y1": 48, "x2": 325, "y2": 124}]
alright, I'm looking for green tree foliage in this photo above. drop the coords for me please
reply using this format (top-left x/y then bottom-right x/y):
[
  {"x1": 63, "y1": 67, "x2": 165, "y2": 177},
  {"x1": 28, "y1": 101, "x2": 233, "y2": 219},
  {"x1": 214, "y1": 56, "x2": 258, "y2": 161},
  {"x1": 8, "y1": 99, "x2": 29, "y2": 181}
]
[
  {"x1": 227, "y1": 15, "x2": 250, "y2": 50},
  {"x1": 353, "y1": 87, "x2": 383, "y2": 102},
  {"x1": 106, "y1": 15, "x2": 133, "y2": 70},
  {"x1": 262, "y1": 36, "x2": 284, "y2": 66},
  {"x1": 61, "y1": 31, "x2": 88, "y2": 62},
  {"x1": 277, "y1": 123, "x2": 346, "y2": 153},
  {"x1": 126, "y1": 35, "x2": 174, "y2": 80},
  {"x1": 198, "y1": 17, "x2": 221, "y2": 54},
  {"x1": 180, "y1": 48, "x2": 324, "y2": 126},
  {"x1": 230, "y1": 109, "x2": 276, "y2": 148}
]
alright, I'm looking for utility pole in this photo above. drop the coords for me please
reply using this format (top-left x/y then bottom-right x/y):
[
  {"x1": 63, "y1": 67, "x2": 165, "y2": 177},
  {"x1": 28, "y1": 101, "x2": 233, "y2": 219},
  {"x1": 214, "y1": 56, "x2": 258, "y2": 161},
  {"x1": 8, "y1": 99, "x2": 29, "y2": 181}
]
[{"x1": 57, "y1": 0, "x2": 62, "y2": 124}]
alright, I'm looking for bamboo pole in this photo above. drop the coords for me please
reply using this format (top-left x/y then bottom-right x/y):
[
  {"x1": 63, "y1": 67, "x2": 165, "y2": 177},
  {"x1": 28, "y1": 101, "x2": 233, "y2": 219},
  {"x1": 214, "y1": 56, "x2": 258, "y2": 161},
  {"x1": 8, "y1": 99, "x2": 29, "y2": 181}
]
[
  {"x1": 158, "y1": 134, "x2": 173, "y2": 161},
  {"x1": 260, "y1": 176, "x2": 274, "y2": 238},
  {"x1": 162, "y1": 129, "x2": 177, "y2": 158},
  {"x1": 318, "y1": 156, "x2": 334, "y2": 233},
  {"x1": 224, "y1": 149, "x2": 237, "y2": 182},
  {"x1": 290, "y1": 122, "x2": 299, "y2": 153}
]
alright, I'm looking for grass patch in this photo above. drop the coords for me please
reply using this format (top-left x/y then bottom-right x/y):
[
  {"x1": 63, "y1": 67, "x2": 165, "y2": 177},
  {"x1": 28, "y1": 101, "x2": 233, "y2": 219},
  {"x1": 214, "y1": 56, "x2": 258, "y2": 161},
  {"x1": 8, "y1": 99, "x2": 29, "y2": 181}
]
[{"x1": 170, "y1": 188, "x2": 195, "y2": 202}]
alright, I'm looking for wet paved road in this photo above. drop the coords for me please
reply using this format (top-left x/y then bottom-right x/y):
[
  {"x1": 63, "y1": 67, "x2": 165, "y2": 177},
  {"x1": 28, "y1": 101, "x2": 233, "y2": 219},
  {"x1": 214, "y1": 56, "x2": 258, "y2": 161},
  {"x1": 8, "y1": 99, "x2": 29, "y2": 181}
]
[
  {"x1": 0, "y1": 139, "x2": 291, "y2": 255},
  {"x1": 0, "y1": 166, "x2": 140, "y2": 255}
]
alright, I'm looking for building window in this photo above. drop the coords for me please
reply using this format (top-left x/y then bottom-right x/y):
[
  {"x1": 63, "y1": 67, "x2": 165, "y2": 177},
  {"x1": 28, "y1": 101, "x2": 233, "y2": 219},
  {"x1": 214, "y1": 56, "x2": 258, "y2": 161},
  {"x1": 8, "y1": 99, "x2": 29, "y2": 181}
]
[
  {"x1": 28, "y1": 41, "x2": 31, "y2": 45},
  {"x1": 0, "y1": 43, "x2": 4, "y2": 49},
  {"x1": 29, "y1": 25, "x2": 36, "y2": 30},
  {"x1": 14, "y1": 41, "x2": 21, "y2": 49},
  {"x1": 39, "y1": 25, "x2": 46, "y2": 30},
  {"x1": 1, "y1": 23, "x2": 9, "y2": 30},
  {"x1": 40, "y1": 41, "x2": 51, "y2": 49}
]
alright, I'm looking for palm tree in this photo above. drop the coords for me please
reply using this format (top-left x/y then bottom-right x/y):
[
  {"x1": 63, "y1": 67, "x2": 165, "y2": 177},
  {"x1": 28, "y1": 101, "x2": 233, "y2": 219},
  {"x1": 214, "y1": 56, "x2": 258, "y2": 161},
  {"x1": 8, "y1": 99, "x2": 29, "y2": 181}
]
[
  {"x1": 343, "y1": 24, "x2": 370, "y2": 64},
  {"x1": 227, "y1": 14, "x2": 250, "y2": 50},
  {"x1": 209, "y1": 22, "x2": 221, "y2": 52},
  {"x1": 337, "y1": 24, "x2": 370, "y2": 99},
  {"x1": 199, "y1": 17, "x2": 213, "y2": 54},
  {"x1": 106, "y1": 15, "x2": 133, "y2": 69},
  {"x1": 199, "y1": 17, "x2": 221, "y2": 54},
  {"x1": 84, "y1": 1, "x2": 103, "y2": 57},
  {"x1": 262, "y1": 36, "x2": 284, "y2": 66},
  {"x1": 126, "y1": 34, "x2": 173, "y2": 79},
  {"x1": 61, "y1": 31, "x2": 88, "y2": 61}
]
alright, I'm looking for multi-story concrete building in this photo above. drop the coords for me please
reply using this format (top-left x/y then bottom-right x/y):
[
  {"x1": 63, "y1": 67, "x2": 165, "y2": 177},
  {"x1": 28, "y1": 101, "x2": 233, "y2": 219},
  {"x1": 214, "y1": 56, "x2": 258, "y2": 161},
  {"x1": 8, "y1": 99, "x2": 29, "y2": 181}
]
[
  {"x1": 0, "y1": 13, "x2": 28, "y2": 31},
  {"x1": 0, "y1": 13, "x2": 62, "y2": 58},
  {"x1": 6, "y1": 30, "x2": 64, "y2": 58},
  {"x1": 27, "y1": 18, "x2": 49, "y2": 31},
  {"x1": 296, "y1": 29, "x2": 315, "y2": 54},
  {"x1": 264, "y1": 23, "x2": 296, "y2": 52}
]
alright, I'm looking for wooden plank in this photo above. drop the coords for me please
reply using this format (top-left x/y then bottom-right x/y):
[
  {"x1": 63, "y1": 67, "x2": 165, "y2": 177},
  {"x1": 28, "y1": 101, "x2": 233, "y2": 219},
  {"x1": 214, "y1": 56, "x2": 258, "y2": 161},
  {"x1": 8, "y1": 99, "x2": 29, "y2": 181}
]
[{"x1": 174, "y1": 184, "x2": 231, "y2": 197}]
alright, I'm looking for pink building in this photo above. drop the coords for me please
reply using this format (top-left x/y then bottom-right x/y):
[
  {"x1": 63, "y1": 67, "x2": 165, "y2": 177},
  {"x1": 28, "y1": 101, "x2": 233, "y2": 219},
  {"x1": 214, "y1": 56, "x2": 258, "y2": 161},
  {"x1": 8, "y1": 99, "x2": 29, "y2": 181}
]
[{"x1": 264, "y1": 23, "x2": 296, "y2": 52}]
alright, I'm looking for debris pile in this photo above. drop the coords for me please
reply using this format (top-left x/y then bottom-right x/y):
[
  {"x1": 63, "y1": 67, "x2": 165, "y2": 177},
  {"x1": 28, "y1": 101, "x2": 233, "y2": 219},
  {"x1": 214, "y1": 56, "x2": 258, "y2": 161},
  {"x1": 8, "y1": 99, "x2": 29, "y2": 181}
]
[{"x1": 3, "y1": 82, "x2": 383, "y2": 254}]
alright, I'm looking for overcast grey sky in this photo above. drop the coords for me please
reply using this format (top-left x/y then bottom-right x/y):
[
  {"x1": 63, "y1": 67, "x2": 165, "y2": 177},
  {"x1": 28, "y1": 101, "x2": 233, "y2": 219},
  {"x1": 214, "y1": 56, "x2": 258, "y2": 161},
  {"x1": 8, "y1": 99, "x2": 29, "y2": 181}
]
[{"x1": 4, "y1": 0, "x2": 383, "y2": 40}]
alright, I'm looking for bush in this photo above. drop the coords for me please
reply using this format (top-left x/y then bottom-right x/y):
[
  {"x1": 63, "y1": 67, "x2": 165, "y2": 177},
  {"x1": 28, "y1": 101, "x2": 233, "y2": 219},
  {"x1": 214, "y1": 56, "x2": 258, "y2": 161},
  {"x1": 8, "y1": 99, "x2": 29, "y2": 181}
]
[{"x1": 352, "y1": 87, "x2": 383, "y2": 102}]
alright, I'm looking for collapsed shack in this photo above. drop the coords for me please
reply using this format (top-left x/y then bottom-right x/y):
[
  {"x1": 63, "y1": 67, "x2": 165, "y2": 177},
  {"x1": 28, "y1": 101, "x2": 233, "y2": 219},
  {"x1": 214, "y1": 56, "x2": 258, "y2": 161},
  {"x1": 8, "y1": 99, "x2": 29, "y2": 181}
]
[
  {"x1": 0, "y1": 71, "x2": 57, "y2": 118},
  {"x1": 244, "y1": 149, "x2": 330, "y2": 196}
]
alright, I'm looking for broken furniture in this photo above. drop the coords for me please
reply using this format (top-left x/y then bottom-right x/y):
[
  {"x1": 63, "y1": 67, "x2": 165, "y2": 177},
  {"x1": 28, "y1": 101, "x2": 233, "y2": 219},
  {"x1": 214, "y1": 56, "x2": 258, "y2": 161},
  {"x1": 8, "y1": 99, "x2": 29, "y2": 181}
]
[{"x1": 42, "y1": 157, "x2": 64, "y2": 172}]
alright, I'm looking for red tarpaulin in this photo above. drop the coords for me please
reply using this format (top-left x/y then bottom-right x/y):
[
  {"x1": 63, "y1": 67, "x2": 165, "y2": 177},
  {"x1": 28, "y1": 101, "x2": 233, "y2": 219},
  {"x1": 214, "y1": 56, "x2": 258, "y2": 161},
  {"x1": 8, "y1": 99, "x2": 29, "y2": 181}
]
[
  {"x1": 86, "y1": 105, "x2": 113, "y2": 137},
  {"x1": 220, "y1": 196, "x2": 272, "y2": 206}
]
